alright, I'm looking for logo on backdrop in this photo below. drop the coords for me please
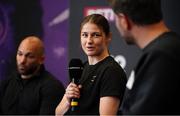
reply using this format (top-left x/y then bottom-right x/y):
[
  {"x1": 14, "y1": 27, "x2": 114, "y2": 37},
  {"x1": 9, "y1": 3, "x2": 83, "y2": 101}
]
[
  {"x1": 126, "y1": 70, "x2": 135, "y2": 90},
  {"x1": 84, "y1": 6, "x2": 115, "y2": 22},
  {"x1": 0, "y1": 5, "x2": 8, "y2": 46},
  {"x1": 111, "y1": 54, "x2": 126, "y2": 69},
  {"x1": 48, "y1": 8, "x2": 69, "y2": 27}
]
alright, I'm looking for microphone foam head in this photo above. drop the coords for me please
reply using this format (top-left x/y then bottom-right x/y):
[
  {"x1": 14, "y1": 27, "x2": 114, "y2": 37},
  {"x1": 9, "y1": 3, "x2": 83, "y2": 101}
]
[{"x1": 68, "y1": 58, "x2": 83, "y2": 82}]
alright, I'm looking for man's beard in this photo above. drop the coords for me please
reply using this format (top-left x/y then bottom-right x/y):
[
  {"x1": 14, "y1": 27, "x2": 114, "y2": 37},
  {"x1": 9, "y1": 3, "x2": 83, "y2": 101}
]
[
  {"x1": 17, "y1": 64, "x2": 40, "y2": 76},
  {"x1": 124, "y1": 35, "x2": 135, "y2": 45}
]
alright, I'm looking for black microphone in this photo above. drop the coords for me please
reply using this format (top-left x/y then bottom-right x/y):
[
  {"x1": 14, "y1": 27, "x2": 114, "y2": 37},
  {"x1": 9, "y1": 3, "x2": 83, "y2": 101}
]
[{"x1": 68, "y1": 58, "x2": 83, "y2": 112}]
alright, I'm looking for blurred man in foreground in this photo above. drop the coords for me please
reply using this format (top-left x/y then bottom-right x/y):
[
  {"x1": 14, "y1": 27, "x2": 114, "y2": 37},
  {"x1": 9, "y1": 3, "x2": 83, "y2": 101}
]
[{"x1": 108, "y1": 0, "x2": 180, "y2": 114}]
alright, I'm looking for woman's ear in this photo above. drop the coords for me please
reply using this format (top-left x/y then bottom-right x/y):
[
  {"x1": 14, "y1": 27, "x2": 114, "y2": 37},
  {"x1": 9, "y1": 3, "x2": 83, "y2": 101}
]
[{"x1": 106, "y1": 32, "x2": 112, "y2": 45}]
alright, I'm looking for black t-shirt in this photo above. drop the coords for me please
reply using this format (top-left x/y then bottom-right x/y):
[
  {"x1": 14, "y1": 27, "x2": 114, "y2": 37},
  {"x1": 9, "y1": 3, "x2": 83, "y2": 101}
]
[
  {"x1": 121, "y1": 32, "x2": 180, "y2": 114},
  {"x1": 66, "y1": 56, "x2": 127, "y2": 115}
]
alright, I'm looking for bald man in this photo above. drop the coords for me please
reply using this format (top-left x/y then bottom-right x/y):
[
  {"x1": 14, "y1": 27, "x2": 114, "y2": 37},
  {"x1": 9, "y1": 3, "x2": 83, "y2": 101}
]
[{"x1": 0, "y1": 36, "x2": 65, "y2": 115}]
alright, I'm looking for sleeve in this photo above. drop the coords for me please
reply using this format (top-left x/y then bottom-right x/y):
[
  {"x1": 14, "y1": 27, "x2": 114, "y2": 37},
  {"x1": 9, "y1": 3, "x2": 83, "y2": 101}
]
[
  {"x1": 126, "y1": 51, "x2": 180, "y2": 114},
  {"x1": 39, "y1": 78, "x2": 65, "y2": 115},
  {"x1": 100, "y1": 63, "x2": 127, "y2": 100}
]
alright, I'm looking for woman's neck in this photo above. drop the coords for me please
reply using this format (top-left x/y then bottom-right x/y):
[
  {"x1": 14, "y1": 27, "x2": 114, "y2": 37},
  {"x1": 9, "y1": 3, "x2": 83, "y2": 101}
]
[{"x1": 88, "y1": 51, "x2": 109, "y2": 65}]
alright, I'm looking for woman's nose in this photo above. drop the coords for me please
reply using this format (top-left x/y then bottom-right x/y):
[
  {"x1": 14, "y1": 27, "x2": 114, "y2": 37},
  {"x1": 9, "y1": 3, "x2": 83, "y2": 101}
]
[{"x1": 87, "y1": 36, "x2": 93, "y2": 44}]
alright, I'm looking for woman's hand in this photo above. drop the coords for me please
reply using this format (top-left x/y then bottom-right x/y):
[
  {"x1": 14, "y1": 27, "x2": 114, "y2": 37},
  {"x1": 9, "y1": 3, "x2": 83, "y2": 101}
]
[
  {"x1": 55, "y1": 82, "x2": 82, "y2": 115},
  {"x1": 65, "y1": 82, "x2": 81, "y2": 99}
]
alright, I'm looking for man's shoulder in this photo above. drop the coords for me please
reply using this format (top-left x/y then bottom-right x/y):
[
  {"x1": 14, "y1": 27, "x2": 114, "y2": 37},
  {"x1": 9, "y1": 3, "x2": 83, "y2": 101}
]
[
  {"x1": 40, "y1": 70, "x2": 59, "y2": 82},
  {"x1": 39, "y1": 69, "x2": 64, "y2": 88},
  {"x1": 143, "y1": 32, "x2": 180, "y2": 60}
]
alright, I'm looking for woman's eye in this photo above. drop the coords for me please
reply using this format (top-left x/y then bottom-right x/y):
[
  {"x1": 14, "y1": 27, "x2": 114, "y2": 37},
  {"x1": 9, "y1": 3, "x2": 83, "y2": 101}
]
[
  {"x1": 81, "y1": 33, "x2": 88, "y2": 37},
  {"x1": 92, "y1": 33, "x2": 102, "y2": 38}
]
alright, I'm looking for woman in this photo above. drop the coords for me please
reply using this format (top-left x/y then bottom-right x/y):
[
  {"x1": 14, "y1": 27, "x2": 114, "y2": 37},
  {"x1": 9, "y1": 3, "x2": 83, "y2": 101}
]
[{"x1": 56, "y1": 14, "x2": 127, "y2": 115}]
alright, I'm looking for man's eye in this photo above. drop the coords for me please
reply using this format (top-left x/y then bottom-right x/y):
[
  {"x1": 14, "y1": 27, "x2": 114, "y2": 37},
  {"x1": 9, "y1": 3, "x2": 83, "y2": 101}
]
[
  {"x1": 17, "y1": 52, "x2": 23, "y2": 56},
  {"x1": 28, "y1": 55, "x2": 35, "y2": 59}
]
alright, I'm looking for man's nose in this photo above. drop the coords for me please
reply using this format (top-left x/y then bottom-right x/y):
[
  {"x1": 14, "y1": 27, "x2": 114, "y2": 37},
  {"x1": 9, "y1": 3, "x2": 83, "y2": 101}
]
[{"x1": 19, "y1": 56, "x2": 27, "y2": 64}]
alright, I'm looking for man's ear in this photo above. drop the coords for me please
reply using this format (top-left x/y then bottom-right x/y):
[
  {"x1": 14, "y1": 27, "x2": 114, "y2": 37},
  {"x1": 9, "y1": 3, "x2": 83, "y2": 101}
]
[
  {"x1": 117, "y1": 13, "x2": 131, "y2": 30},
  {"x1": 39, "y1": 56, "x2": 45, "y2": 65}
]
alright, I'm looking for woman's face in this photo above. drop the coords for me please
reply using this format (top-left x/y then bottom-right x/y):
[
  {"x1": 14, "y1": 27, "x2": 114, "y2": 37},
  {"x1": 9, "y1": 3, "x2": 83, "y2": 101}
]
[{"x1": 80, "y1": 22, "x2": 109, "y2": 57}]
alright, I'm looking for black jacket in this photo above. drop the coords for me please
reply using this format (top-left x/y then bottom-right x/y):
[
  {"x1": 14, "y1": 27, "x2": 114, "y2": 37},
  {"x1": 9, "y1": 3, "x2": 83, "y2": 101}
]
[{"x1": 0, "y1": 65, "x2": 65, "y2": 115}]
